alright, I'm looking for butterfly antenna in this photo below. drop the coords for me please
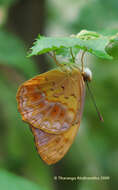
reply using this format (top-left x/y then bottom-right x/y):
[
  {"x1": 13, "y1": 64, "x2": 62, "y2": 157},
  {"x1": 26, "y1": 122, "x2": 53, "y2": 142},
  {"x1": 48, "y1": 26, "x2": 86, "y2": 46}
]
[{"x1": 86, "y1": 81, "x2": 104, "y2": 122}]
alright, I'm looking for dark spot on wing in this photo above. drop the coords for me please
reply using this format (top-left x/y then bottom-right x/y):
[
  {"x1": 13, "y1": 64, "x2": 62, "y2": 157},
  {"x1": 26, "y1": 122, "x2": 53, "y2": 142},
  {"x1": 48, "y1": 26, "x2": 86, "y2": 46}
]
[
  {"x1": 64, "y1": 96, "x2": 69, "y2": 99},
  {"x1": 52, "y1": 81, "x2": 55, "y2": 86},
  {"x1": 61, "y1": 85, "x2": 65, "y2": 90},
  {"x1": 55, "y1": 138, "x2": 60, "y2": 143},
  {"x1": 71, "y1": 93, "x2": 76, "y2": 98},
  {"x1": 45, "y1": 77, "x2": 49, "y2": 81},
  {"x1": 53, "y1": 94, "x2": 59, "y2": 98},
  {"x1": 50, "y1": 88, "x2": 54, "y2": 91},
  {"x1": 64, "y1": 138, "x2": 69, "y2": 143}
]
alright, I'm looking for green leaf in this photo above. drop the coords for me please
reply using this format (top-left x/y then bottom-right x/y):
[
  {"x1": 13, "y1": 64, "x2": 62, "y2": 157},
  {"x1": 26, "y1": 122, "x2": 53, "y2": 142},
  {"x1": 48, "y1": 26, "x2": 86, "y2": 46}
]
[
  {"x1": 105, "y1": 36, "x2": 118, "y2": 59},
  {"x1": 0, "y1": 169, "x2": 45, "y2": 190},
  {"x1": 0, "y1": 30, "x2": 37, "y2": 77},
  {"x1": 0, "y1": 0, "x2": 17, "y2": 6},
  {"x1": 28, "y1": 32, "x2": 112, "y2": 60}
]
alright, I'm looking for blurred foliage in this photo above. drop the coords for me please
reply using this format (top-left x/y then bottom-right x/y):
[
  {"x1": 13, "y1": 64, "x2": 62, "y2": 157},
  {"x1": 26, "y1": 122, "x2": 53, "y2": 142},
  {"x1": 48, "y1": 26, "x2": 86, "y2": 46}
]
[
  {"x1": 0, "y1": 0, "x2": 118, "y2": 190},
  {"x1": 0, "y1": 0, "x2": 17, "y2": 6},
  {"x1": 0, "y1": 30, "x2": 37, "y2": 78},
  {"x1": 0, "y1": 169, "x2": 43, "y2": 190},
  {"x1": 70, "y1": 0, "x2": 118, "y2": 32}
]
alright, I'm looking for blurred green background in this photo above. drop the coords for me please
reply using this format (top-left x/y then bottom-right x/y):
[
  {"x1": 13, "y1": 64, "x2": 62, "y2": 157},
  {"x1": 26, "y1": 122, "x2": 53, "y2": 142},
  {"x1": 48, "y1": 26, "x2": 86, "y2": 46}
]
[{"x1": 0, "y1": 0, "x2": 118, "y2": 190}]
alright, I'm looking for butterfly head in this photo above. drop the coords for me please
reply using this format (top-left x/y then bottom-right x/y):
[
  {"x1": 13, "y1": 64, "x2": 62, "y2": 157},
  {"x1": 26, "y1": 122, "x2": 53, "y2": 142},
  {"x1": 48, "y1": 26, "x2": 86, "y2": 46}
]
[{"x1": 81, "y1": 67, "x2": 92, "y2": 82}]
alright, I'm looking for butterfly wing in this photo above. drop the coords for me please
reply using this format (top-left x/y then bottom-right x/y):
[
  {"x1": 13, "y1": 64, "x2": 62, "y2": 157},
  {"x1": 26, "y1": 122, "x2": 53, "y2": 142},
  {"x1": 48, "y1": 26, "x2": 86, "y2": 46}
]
[
  {"x1": 30, "y1": 123, "x2": 79, "y2": 165},
  {"x1": 17, "y1": 68, "x2": 85, "y2": 164},
  {"x1": 16, "y1": 68, "x2": 85, "y2": 134}
]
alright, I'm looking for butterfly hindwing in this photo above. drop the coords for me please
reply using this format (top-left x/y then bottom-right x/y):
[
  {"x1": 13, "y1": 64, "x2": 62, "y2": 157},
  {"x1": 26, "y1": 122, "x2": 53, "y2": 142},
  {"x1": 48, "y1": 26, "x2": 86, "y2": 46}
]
[{"x1": 30, "y1": 123, "x2": 79, "y2": 165}]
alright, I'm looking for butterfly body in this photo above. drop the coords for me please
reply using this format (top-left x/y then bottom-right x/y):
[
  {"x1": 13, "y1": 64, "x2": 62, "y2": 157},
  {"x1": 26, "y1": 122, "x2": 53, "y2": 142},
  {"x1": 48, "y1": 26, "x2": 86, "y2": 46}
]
[{"x1": 16, "y1": 65, "x2": 86, "y2": 165}]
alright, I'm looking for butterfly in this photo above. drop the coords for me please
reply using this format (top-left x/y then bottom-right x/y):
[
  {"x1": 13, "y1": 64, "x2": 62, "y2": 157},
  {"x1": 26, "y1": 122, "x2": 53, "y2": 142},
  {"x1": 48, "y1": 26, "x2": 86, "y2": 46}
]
[{"x1": 16, "y1": 64, "x2": 92, "y2": 165}]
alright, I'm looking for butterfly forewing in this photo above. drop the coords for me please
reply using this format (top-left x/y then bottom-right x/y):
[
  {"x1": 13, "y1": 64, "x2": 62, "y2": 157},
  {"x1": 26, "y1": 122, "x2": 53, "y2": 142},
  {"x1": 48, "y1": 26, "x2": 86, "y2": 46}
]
[{"x1": 17, "y1": 68, "x2": 85, "y2": 134}]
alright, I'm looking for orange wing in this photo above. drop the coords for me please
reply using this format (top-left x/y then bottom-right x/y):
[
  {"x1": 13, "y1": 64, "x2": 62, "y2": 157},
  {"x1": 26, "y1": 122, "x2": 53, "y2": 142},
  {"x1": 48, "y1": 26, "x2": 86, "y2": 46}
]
[
  {"x1": 16, "y1": 68, "x2": 85, "y2": 134},
  {"x1": 17, "y1": 67, "x2": 85, "y2": 164},
  {"x1": 30, "y1": 123, "x2": 79, "y2": 165}
]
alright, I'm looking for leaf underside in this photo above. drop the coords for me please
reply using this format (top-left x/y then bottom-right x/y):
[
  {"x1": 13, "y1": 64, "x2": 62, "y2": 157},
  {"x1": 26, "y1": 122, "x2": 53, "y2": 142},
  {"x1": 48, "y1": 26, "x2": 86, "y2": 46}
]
[{"x1": 28, "y1": 34, "x2": 113, "y2": 60}]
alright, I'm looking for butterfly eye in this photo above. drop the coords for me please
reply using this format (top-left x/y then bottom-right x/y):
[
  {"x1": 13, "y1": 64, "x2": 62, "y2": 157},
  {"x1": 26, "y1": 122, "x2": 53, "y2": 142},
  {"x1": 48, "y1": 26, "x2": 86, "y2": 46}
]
[{"x1": 82, "y1": 67, "x2": 92, "y2": 82}]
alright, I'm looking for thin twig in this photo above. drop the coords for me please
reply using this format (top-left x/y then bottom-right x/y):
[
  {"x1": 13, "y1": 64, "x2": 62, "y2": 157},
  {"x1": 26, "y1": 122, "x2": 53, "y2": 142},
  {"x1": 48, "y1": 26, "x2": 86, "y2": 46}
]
[
  {"x1": 81, "y1": 51, "x2": 86, "y2": 72},
  {"x1": 48, "y1": 52, "x2": 60, "y2": 66},
  {"x1": 70, "y1": 48, "x2": 75, "y2": 63}
]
